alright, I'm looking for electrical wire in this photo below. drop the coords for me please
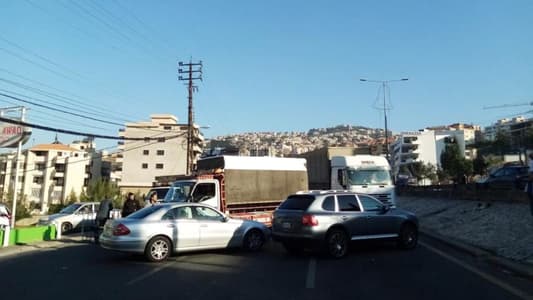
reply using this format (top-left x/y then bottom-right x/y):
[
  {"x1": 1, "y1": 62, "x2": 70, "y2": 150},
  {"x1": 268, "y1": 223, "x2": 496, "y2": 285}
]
[
  {"x1": 0, "y1": 91, "x2": 124, "y2": 127},
  {"x1": 0, "y1": 115, "x2": 185, "y2": 141},
  {"x1": 0, "y1": 68, "x2": 142, "y2": 121},
  {"x1": 5, "y1": 131, "x2": 187, "y2": 175}
]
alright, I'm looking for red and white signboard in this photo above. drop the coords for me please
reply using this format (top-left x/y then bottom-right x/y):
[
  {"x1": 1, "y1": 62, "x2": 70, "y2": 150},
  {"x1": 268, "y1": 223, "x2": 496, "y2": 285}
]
[{"x1": 0, "y1": 122, "x2": 31, "y2": 148}]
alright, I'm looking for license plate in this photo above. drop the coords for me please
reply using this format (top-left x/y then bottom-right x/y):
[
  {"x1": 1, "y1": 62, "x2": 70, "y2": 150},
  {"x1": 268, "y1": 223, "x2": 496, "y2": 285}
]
[{"x1": 282, "y1": 222, "x2": 292, "y2": 229}]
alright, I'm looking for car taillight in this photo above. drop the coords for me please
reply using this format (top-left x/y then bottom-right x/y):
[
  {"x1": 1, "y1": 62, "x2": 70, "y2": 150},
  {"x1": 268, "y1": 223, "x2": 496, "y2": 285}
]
[
  {"x1": 113, "y1": 224, "x2": 130, "y2": 236},
  {"x1": 302, "y1": 214, "x2": 318, "y2": 226}
]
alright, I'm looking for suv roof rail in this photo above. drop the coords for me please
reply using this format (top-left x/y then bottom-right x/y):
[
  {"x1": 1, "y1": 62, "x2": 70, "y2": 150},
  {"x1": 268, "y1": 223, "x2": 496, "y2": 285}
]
[{"x1": 295, "y1": 190, "x2": 354, "y2": 195}]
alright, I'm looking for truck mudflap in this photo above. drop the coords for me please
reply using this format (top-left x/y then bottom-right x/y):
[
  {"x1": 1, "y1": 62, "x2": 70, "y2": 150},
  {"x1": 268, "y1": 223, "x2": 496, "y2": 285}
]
[{"x1": 230, "y1": 211, "x2": 274, "y2": 227}]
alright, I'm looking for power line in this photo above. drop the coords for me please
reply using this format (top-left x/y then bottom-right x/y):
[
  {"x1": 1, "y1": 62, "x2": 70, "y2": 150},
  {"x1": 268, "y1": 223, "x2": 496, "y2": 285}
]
[
  {"x1": 63, "y1": 0, "x2": 168, "y2": 64},
  {"x1": 112, "y1": 0, "x2": 178, "y2": 55},
  {"x1": 0, "y1": 47, "x2": 74, "y2": 80},
  {"x1": 0, "y1": 77, "x2": 131, "y2": 123},
  {"x1": 4, "y1": 131, "x2": 186, "y2": 176},
  {"x1": 0, "y1": 91, "x2": 124, "y2": 127},
  {"x1": 0, "y1": 35, "x2": 84, "y2": 79},
  {"x1": 0, "y1": 115, "x2": 185, "y2": 141},
  {"x1": 23, "y1": 0, "x2": 122, "y2": 51}
]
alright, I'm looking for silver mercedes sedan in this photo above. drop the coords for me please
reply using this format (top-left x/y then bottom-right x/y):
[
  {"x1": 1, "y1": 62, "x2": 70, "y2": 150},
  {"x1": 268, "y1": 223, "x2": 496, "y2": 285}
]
[{"x1": 99, "y1": 203, "x2": 270, "y2": 262}]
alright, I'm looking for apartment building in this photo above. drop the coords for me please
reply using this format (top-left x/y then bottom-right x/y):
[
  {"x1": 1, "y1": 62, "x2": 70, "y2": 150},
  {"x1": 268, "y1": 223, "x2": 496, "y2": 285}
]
[
  {"x1": 483, "y1": 116, "x2": 529, "y2": 141},
  {"x1": 118, "y1": 114, "x2": 203, "y2": 194},
  {"x1": 391, "y1": 129, "x2": 467, "y2": 176},
  {"x1": 0, "y1": 139, "x2": 101, "y2": 213}
]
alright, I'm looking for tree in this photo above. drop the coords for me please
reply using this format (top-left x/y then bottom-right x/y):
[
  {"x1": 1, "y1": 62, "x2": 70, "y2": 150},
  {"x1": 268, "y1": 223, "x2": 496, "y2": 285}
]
[
  {"x1": 473, "y1": 155, "x2": 488, "y2": 175},
  {"x1": 85, "y1": 179, "x2": 121, "y2": 202},
  {"x1": 493, "y1": 130, "x2": 512, "y2": 155},
  {"x1": 409, "y1": 162, "x2": 437, "y2": 184},
  {"x1": 67, "y1": 189, "x2": 78, "y2": 204},
  {"x1": 440, "y1": 143, "x2": 473, "y2": 182}
]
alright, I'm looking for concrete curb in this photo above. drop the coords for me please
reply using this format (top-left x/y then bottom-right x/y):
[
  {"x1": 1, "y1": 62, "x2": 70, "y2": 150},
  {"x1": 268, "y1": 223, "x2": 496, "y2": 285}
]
[
  {"x1": 421, "y1": 228, "x2": 533, "y2": 279},
  {"x1": 0, "y1": 235, "x2": 91, "y2": 259}
]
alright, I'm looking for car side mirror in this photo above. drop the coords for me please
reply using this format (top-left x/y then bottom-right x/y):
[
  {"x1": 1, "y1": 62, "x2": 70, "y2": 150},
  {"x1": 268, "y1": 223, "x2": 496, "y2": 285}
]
[
  {"x1": 221, "y1": 216, "x2": 229, "y2": 223},
  {"x1": 380, "y1": 205, "x2": 390, "y2": 214}
]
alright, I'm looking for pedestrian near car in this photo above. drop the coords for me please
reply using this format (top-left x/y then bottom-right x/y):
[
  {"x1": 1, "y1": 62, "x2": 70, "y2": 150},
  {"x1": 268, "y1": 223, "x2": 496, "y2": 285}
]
[
  {"x1": 121, "y1": 193, "x2": 141, "y2": 217},
  {"x1": 94, "y1": 199, "x2": 113, "y2": 244},
  {"x1": 145, "y1": 192, "x2": 158, "y2": 207}
]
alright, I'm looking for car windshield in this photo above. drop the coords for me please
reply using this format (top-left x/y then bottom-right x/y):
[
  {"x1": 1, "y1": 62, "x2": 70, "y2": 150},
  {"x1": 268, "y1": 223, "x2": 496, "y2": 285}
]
[
  {"x1": 163, "y1": 182, "x2": 195, "y2": 202},
  {"x1": 59, "y1": 204, "x2": 82, "y2": 214},
  {"x1": 127, "y1": 205, "x2": 165, "y2": 219},
  {"x1": 347, "y1": 168, "x2": 392, "y2": 185},
  {"x1": 145, "y1": 188, "x2": 170, "y2": 201}
]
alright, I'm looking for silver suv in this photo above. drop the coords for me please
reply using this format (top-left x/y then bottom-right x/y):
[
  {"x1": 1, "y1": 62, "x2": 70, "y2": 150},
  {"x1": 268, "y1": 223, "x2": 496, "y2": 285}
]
[{"x1": 272, "y1": 191, "x2": 418, "y2": 258}]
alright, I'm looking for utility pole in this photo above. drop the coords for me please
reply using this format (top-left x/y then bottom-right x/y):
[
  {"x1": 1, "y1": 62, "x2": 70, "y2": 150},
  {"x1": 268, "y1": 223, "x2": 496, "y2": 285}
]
[
  {"x1": 178, "y1": 60, "x2": 203, "y2": 174},
  {"x1": 360, "y1": 78, "x2": 408, "y2": 162}
]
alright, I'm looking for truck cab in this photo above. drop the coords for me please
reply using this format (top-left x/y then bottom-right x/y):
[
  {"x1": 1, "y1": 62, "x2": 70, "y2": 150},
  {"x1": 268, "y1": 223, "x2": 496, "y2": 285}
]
[
  {"x1": 331, "y1": 155, "x2": 396, "y2": 206},
  {"x1": 163, "y1": 179, "x2": 221, "y2": 210}
]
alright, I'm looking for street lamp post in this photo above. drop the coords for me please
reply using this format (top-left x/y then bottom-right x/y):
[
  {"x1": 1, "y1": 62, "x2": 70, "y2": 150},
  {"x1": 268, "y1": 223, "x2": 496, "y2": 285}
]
[{"x1": 360, "y1": 78, "x2": 408, "y2": 162}]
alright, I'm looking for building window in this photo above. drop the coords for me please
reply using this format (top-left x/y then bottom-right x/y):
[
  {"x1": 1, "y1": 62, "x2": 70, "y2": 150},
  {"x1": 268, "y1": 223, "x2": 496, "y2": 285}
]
[
  {"x1": 74, "y1": 153, "x2": 79, "y2": 157},
  {"x1": 33, "y1": 176, "x2": 43, "y2": 184},
  {"x1": 34, "y1": 151, "x2": 46, "y2": 157},
  {"x1": 52, "y1": 191, "x2": 62, "y2": 201},
  {"x1": 31, "y1": 188, "x2": 41, "y2": 198},
  {"x1": 157, "y1": 138, "x2": 165, "y2": 142},
  {"x1": 85, "y1": 165, "x2": 91, "y2": 174},
  {"x1": 55, "y1": 164, "x2": 66, "y2": 173},
  {"x1": 53, "y1": 177, "x2": 64, "y2": 186},
  {"x1": 163, "y1": 126, "x2": 172, "y2": 130},
  {"x1": 80, "y1": 146, "x2": 85, "y2": 150},
  {"x1": 58, "y1": 152, "x2": 63, "y2": 157},
  {"x1": 84, "y1": 178, "x2": 89, "y2": 187},
  {"x1": 143, "y1": 150, "x2": 149, "y2": 155},
  {"x1": 142, "y1": 163, "x2": 148, "y2": 169},
  {"x1": 156, "y1": 163, "x2": 164, "y2": 169},
  {"x1": 157, "y1": 150, "x2": 165, "y2": 156}
]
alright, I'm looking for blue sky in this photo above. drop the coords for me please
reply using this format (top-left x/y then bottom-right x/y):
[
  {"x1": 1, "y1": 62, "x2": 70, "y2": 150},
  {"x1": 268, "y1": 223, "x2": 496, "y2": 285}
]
[{"x1": 0, "y1": 0, "x2": 532, "y2": 150}]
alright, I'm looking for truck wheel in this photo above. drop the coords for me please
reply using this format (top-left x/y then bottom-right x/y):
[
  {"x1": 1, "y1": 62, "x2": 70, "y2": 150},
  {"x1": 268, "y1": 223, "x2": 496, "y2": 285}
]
[
  {"x1": 326, "y1": 229, "x2": 348, "y2": 258},
  {"x1": 243, "y1": 229, "x2": 265, "y2": 251},
  {"x1": 61, "y1": 222, "x2": 73, "y2": 234},
  {"x1": 145, "y1": 236, "x2": 172, "y2": 262},
  {"x1": 397, "y1": 223, "x2": 418, "y2": 250}
]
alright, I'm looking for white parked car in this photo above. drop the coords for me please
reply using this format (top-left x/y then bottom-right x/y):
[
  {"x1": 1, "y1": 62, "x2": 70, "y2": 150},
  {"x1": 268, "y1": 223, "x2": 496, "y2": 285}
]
[
  {"x1": 0, "y1": 203, "x2": 11, "y2": 228},
  {"x1": 38, "y1": 202, "x2": 100, "y2": 233}
]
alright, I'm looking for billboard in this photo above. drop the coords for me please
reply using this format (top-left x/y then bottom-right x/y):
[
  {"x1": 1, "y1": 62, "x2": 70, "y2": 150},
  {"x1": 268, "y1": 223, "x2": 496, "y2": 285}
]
[{"x1": 0, "y1": 121, "x2": 31, "y2": 148}]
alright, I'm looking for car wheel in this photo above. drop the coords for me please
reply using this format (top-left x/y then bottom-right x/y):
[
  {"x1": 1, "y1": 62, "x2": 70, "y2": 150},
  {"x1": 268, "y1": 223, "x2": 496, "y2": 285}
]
[
  {"x1": 61, "y1": 222, "x2": 73, "y2": 234},
  {"x1": 326, "y1": 229, "x2": 348, "y2": 258},
  {"x1": 145, "y1": 236, "x2": 172, "y2": 262},
  {"x1": 243, "y1": 229, "x2": 265, "y2": 252},
  {"x1": 282, "y1": 242, "x2": 303, "y2": 255},
  {"x1": 397, "y1": 223, "x2": 418, "y2": 250}
]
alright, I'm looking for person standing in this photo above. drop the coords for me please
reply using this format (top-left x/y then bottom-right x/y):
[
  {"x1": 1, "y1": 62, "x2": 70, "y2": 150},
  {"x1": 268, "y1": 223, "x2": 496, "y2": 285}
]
[
  {"x1": 94, "y1": 199, "x2": 113, "y2": 244},
  {"x1": 121, "y1": 193, "x2": 141, "y2": 217},
  {"x1": 145, "y1": 192, "x2": 158, "y2": 207}
]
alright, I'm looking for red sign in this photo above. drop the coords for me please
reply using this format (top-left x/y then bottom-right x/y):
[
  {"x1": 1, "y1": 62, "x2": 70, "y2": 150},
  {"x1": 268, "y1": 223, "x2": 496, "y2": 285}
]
[{"x1": 0, "y1": 123, "x2": 31, "y2": 148}]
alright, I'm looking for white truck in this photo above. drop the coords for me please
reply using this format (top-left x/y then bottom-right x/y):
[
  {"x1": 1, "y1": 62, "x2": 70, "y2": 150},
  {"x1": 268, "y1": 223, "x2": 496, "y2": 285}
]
[
  {"x1": 301, "y1": 148, "x2": 396, "y2": 206},
  {"x1": 331, "y1": 155, "x2": 396, "y2": 206},
  {"x1": 155, "y1": 156, "x2": 309, "y2": 226}
]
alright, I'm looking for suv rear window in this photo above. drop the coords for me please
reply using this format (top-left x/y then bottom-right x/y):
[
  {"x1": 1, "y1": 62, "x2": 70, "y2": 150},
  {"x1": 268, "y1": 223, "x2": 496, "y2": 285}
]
[{"x1": 278, "y1": 195, "x2": 316, "y2": 210}]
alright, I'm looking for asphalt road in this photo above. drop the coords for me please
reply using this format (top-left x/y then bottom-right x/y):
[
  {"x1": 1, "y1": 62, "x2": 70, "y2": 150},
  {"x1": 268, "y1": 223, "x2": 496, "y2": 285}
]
[{"x1": 1, "y1": 235, "x2": 532, "y2": 300}]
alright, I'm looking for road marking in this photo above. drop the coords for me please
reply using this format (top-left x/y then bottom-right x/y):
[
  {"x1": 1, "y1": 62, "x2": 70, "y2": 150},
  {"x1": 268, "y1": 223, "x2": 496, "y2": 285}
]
[
  {"x1": 420, "y1": 241, "x2": 533, "y2": 300},
  {"x1": 306, "y1": 258, "x2": 317, "y2": 289},
  {"x1": 125, "y1": 256, "x2": 187, "y2": 286}
]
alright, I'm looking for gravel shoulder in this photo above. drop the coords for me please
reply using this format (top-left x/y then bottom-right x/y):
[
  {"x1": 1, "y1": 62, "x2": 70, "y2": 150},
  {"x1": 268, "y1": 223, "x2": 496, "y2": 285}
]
[{"x1": 397, "y1": 196, "x2": 533, "y2": 264}]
